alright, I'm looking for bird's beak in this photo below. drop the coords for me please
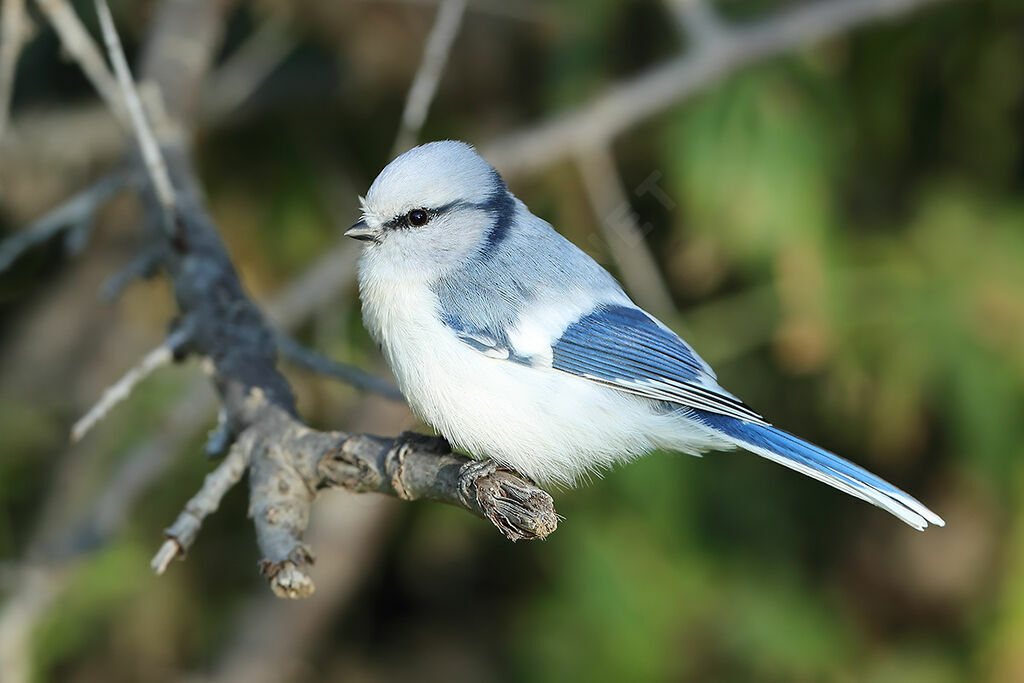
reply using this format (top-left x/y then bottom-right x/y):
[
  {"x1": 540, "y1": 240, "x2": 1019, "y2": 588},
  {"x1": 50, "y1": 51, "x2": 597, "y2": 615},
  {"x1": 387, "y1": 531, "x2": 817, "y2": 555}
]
[{"x1": 345, "y1": 219, "x2": 380, "y2": 243}]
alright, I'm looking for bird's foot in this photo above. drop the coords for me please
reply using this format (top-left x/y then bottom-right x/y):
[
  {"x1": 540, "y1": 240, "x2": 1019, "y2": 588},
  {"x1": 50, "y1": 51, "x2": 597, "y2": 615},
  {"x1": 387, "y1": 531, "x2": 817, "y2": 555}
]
[
  {"x1": 457, "y1": 458, "x2": 556, "y2": 541},
  {"x1": 458, "y1": 458, "x2": 502, "y2": 508}
]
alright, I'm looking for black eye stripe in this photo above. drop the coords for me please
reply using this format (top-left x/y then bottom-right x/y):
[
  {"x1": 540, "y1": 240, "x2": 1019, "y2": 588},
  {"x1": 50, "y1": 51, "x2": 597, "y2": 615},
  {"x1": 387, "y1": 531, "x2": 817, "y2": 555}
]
[
  {"x1": 384, "y1": 201, "x2": 458, "y2": 230},
  {"x1": 382, "y1": 198, "x2": 503, "y2": 231}
]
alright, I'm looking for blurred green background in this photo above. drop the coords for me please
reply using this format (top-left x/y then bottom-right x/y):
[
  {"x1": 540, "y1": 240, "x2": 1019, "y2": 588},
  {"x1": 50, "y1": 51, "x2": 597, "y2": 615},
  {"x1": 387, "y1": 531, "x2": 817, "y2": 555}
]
[{"x1": 1, "y1": 0, "x2": 1023, "y2": 681}]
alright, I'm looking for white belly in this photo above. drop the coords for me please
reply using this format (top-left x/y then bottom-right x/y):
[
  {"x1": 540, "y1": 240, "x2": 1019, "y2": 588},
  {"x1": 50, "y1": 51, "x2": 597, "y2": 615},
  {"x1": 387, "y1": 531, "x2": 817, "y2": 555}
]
[{"x1": 359, "y1": 277, "x2": 726, "y2": 486}]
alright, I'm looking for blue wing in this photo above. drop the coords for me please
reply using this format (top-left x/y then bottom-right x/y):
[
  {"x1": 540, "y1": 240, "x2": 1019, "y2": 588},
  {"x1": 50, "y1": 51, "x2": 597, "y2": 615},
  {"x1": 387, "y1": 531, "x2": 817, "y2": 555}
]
[{"x1": 550, "y1": 304, "x2": 768, "y2": 424}]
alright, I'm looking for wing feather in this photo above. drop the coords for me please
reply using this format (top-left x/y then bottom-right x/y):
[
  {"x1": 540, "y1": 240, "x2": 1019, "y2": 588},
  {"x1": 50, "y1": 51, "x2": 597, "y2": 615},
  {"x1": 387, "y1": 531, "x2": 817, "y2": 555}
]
[
  {"x1": 551, "y1": 304, "x2": 767, "y2": 425},
  {"x1": 443, "y1": 302, "x2": 767, "y2": 425}
]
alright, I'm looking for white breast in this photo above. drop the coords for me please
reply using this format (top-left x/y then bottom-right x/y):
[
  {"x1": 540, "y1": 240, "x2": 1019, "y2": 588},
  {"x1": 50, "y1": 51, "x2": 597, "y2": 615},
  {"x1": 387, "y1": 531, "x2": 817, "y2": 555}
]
[{"x1": 357, "y1": 265, "x2": 727, "y2": 485}]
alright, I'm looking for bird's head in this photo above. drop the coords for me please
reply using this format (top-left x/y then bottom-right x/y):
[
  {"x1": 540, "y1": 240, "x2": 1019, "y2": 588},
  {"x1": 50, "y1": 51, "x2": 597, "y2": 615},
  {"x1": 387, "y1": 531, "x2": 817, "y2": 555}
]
[{"x1": 348, "y1": 141, "x2": 516, "y2": 281}]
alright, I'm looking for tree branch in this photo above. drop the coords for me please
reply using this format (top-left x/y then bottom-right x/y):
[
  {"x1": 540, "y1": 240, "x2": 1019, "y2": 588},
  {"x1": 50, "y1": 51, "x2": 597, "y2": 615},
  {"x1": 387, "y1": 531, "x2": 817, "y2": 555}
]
[
  {"x1": 156, "y1": 394, "x2": 555, "y2": 598},
  {"x1": 275, "y1": 331, "x2": 403, "y2": 400},
  {"x1": 0, "y1": 169, "x2": 132, "y2": 274}
]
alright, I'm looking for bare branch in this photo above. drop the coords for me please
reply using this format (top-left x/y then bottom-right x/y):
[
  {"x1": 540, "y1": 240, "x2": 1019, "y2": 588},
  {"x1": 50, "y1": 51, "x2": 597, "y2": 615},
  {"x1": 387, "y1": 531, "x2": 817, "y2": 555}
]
[
  {"x1": 70, "y1": 324, "x2": 192, "y2": 443},
  {"x1": 35, "y1": 0, "x2": 126, "y2": 123},
  {"x1": 153, "y1": 392, "x2": 555, "y2": 597},
  {"x1": 391, "y1": 0, "x2": 468, "y2": 157},
  {"x1": 275, "y1": 331, "x2": 403, "y2": 400},
  {"x1": 576, "y1": 146, "x2": 676, "y2": 320},
  {"x1": 484, "y1": 0, "x2": 954, "y2": 177},
  {"x1": 0, "y1": 169, "x2": 131, "y2": 274},
  {"x1": 0, "y1": 0, "x2": 28, "y2": 140},
  {"x1": 152, "y1": 438, "x2": 252, "y2": 575},
  {"x1": 94, "y1": 0, "x2": 178, "y2": 237},
  {"x1": 247, "y1": 402, "x2": 555, "y2": 597}
]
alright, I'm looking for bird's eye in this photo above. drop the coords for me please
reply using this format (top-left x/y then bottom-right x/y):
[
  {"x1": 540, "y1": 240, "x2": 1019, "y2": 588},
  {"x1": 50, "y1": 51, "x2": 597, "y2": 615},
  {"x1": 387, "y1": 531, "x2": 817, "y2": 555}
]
[{"x1": 407, "y1": 209, "x2": 429, "y2": 227}]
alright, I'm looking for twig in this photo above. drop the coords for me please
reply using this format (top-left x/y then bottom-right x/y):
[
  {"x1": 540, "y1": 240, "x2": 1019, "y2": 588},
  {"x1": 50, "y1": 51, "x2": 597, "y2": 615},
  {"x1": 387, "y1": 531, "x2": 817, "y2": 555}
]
[
  {"x1": 483, "y1": 0, "x2": 953, "y2": 176},
  {"x1": 35, "y1": 0, "x2": 126, "y2": 123},
  {"x1": 0, "y1": 0, "x2": 27, "y2": 140},
  {"x1": 0, "y1": 169, "x2": 131, "y2": 274},
  {"x1": 70, "y1": 325, "x2": 191, "y2": 443},
  {"x1": 391, "y1": 0, "x2": 468, "y2": 156},
  {"x1": 576, "y1": 146, "x2": 676, "y2": 320},
  {"x1": 276, "y1": 331, "x2": 403, "y2": 401},
  {"x1": 94, "y1": 0, "x2": 178, "y2": 237},
  {"x1": 152, "y1": 438, "x2": 252, "y2": 574}
]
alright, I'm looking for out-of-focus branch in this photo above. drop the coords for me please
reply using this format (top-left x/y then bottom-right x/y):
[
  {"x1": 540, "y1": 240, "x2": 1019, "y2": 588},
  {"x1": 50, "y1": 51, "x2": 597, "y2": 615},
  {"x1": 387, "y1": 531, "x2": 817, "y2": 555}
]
[
  {"x1": 391, "y1": 0, "x2": 467, "y2": 156},
  {"x1": 576, "y1": 146, "x2": 676, "y2": 320},
  {"x1": 484, "y1": 0, "x2": 954, "y2": 176},
  {"x1": 0, "y1": 169, "x2": 132, "y2": 274},
  {"x1": 0, "y1": 0, "x2": 28, "y2": 139},
  {"x1": 275, "y1": 331, "x2": 403, "y2": 400}
]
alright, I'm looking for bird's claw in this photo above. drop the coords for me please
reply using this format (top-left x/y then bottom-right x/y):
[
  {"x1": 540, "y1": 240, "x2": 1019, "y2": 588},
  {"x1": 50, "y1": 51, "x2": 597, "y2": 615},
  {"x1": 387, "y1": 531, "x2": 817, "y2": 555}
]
[{"x1": 457, "y1": 458, "x2": 501, "y2": 508}]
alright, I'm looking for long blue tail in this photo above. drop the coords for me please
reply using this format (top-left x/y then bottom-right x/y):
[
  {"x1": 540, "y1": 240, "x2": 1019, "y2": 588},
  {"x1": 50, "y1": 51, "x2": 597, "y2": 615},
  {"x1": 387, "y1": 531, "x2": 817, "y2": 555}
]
[{"x1": 694, "y1": 411, "x2": 944, "y2": 530}]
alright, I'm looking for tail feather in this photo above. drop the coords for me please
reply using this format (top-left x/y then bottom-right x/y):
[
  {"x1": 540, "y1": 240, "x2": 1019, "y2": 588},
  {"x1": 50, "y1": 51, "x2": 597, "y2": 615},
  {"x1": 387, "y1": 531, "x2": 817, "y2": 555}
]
[{"x1": 694, "y1": 411, "x2": 945, "y2": 530}]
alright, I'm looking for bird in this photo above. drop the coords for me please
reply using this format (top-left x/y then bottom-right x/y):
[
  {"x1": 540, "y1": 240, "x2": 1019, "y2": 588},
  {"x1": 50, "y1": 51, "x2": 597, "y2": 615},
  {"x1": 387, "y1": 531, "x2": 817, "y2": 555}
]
[{"x1": 346, "y1": 140, "x2": 944, "y2": 531}]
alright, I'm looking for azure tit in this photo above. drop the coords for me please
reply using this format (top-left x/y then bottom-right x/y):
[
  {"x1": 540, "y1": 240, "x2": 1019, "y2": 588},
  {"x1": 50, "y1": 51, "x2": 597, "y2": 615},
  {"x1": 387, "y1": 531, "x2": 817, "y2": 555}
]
[{"x1": 347, "y1": 140, "x2": 944, "y2": 530}]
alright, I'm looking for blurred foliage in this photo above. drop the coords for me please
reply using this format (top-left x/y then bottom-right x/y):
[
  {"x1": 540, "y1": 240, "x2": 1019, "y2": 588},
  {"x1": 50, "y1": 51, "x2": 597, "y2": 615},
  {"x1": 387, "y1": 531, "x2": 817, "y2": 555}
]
[{"x1": 1, "y1": 0, "x2": 1023, "y2": 682}]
